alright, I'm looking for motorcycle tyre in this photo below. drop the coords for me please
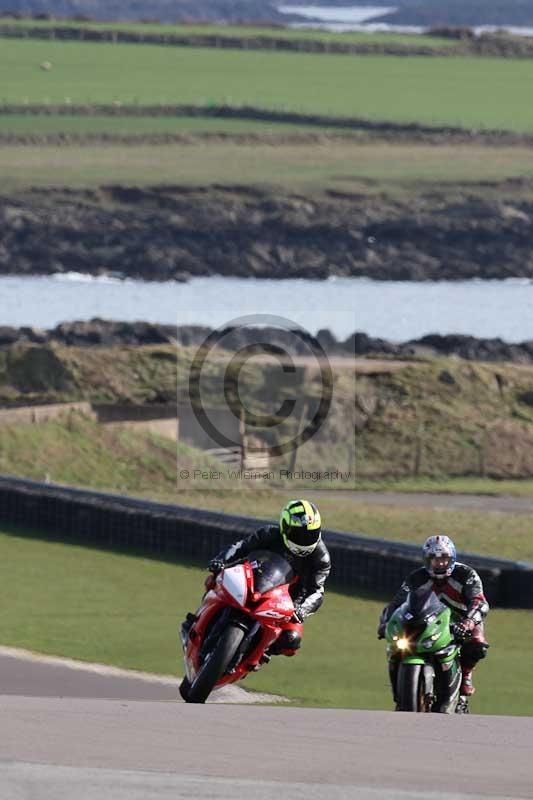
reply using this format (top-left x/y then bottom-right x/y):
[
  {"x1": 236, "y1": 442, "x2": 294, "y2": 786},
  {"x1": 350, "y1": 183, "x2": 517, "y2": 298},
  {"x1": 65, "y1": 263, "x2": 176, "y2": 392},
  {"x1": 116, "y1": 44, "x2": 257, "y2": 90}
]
[
  {"x1": 397, "y1": 663, "x2": 425, "y2": 712},
  {"x1": 185, "y1": 623, "x2": 245, "y2": 704},
  {"x1": 178, "y1": 676, "x2": 191, "y2": 702},
  {"x1": 455, "y1": 696, "x2": 470, "y2": 715}
]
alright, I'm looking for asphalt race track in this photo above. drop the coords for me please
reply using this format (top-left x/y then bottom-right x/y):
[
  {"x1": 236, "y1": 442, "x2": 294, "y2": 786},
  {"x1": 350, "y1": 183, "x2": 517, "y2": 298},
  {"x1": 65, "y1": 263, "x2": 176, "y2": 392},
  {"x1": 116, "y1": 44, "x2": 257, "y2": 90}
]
[{"x1": 1, "y1": 651, "x2": 532, "y2": 800}]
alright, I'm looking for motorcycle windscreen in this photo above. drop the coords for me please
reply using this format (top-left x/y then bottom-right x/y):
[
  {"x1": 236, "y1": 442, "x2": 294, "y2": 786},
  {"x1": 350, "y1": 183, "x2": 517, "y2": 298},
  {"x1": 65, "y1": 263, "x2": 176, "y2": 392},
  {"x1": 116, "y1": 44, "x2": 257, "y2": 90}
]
[
  {"x1": 402, "y1": 585, "x2": 446, "y2": 629},
  {"x1": 247, "y1": 550, "x2": 295, "y2": 595},
  {"x1": 222, "y1": 564, "x2": 248, "y2": 607}
]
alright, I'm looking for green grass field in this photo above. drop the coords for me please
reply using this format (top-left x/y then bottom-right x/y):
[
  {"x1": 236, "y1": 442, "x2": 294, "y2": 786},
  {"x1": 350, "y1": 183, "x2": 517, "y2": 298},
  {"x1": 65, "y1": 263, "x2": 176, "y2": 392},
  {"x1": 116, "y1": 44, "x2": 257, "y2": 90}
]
[
  {"x1": 2, "y1": 39, "x2": 533, "y2": 131},
  {"x1": 0, "y1": 526, "x2": 530, "y2": 714},
  {"x1": 0, "y1": 18, "x2": 456, "y2": 48},
  {"x1": 2, "y1": 139, "x2": 533, "y2": 192}
]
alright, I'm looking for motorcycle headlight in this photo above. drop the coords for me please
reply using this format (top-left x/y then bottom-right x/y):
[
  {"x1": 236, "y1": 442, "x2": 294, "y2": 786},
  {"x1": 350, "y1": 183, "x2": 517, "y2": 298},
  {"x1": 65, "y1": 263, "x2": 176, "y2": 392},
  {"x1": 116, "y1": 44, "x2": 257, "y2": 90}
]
[{"x1": 397, "y1": 637, "x2": 409, "y2": 651}]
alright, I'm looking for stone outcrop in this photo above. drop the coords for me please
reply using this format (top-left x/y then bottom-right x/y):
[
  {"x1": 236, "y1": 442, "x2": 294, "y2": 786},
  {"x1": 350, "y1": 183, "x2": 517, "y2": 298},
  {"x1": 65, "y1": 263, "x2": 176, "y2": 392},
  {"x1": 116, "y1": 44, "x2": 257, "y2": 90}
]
[
  {"x1": 2, "y1": 320, "x2": 533, "y2": 363},
  {"x1": 2, "y1": 186, "x2": 533, "y2": 283}
]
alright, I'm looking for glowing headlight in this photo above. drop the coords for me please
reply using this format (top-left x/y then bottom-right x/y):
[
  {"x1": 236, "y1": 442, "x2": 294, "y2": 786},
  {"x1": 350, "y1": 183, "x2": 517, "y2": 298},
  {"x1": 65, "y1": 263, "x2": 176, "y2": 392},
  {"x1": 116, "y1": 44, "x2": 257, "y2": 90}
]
[{"x1": 397, "y1": 637, "x2": 409, "y2": 651}]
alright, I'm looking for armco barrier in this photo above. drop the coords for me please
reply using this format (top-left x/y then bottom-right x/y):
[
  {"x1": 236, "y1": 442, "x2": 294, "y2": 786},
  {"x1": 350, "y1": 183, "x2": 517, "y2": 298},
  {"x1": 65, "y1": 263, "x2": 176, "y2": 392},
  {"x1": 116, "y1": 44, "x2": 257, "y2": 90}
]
[{"x1": 0, "y1": 475, "x2": 531, "y2": 608}]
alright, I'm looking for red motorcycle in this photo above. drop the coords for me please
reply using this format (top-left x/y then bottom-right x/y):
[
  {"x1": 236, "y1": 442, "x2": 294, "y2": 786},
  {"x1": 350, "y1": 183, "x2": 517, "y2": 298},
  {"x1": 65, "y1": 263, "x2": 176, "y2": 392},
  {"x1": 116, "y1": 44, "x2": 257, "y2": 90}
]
[{"x1": 179, "y1": 549, "x2": 297, "y2": 703}]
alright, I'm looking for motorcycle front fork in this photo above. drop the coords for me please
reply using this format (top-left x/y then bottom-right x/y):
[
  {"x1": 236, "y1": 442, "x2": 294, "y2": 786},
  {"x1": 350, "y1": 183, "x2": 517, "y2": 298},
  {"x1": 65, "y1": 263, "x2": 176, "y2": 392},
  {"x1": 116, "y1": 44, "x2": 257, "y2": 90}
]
[{"x1": 389, "y1": 660, "x2": 399, "y2": 705}]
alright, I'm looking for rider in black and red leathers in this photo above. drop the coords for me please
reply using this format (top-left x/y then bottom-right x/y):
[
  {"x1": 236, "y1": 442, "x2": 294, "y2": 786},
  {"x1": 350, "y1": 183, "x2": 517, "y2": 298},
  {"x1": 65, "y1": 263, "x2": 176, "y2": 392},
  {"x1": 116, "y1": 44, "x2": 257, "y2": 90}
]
[
  {"x1": 378, "y1": 535, "x2": 489, "y2": 697},
  {"x1": 181, "y1": 499, "x2": 331, "y2": 656}
]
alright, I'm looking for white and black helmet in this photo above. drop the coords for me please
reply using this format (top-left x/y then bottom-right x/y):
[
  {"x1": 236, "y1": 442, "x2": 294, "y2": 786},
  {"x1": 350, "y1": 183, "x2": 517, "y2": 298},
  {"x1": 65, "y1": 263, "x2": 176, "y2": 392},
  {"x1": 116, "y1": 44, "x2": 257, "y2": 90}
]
[{"x1": 422, "y1": 535, "x2": 456, "y2": 579}]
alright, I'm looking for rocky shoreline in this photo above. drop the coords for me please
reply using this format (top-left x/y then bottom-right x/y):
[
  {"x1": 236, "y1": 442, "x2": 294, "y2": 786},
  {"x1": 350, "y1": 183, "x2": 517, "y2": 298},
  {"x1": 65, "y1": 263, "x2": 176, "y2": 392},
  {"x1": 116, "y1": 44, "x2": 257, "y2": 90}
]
[
  {"x1": 2, "y1": 319, "x2": 533, "y2": 363},
  {"x1": 3, "y1": 186, "x2": 533, "y2": 282},
  {"x1": 0, "y1": 2, "x2": 292, "y2": 24}
]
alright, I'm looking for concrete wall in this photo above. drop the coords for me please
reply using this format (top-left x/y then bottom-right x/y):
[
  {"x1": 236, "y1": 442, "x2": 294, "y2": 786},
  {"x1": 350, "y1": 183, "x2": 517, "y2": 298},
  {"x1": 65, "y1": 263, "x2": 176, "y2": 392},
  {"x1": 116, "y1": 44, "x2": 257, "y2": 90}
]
[
  {"x1": 0, "y1": 402, "x2": 95, "y2": 426},
  {"x1": 94, "y1": 403, "x2": 240, "y2": 449},
  {"x1": 1, "y1": 400, "x2": 244, "y2": 452},
  {"x1": 105, "y1": 419, "x2": 178, "y2": 441}
]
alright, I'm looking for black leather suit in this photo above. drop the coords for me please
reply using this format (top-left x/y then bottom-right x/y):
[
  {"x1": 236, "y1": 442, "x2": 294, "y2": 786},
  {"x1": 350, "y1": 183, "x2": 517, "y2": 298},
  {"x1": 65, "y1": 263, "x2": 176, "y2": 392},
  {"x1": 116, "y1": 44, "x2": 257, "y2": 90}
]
[{"x1": 214, "y1": 524, "x2": 331, "y2": 621}]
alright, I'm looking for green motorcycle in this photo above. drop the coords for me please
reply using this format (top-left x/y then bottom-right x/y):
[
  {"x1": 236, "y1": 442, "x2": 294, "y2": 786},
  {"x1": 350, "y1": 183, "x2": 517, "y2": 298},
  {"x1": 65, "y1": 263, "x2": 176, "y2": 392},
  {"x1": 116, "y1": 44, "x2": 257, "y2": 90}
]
[{"x1": 385, "y1": 586, "x2": 468, "y2": 714}]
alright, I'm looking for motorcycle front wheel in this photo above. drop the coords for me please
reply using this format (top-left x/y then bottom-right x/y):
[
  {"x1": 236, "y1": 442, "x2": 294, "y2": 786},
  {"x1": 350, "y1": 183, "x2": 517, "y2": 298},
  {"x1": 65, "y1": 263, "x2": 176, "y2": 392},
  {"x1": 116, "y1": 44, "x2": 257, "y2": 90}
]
[
  {"x1": 180, "y1": 623, "x2": 245, "y2": 704},
  {"x1": 397, "y1": 663, "x2": 427, "y2": 712}
]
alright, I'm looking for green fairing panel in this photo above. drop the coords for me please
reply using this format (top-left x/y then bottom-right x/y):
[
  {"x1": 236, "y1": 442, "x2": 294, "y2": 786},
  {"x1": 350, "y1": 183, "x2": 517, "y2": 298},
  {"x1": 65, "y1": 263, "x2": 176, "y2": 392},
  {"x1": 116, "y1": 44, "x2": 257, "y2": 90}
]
[{"x1": 386, "y1": 589, "x2": 458, "y2": 661}]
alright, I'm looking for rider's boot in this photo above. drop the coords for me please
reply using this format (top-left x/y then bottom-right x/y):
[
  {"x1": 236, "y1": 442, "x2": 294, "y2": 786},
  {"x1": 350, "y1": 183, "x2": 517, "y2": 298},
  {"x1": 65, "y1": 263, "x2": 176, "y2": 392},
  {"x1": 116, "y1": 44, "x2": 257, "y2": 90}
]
[
  {"x1": 180, "y1": 612, "x2": 196, "y2": 645},
  {"x1": 248, "y1": 652, "x2": 271, "y2": 672},
  {"x1": 460, "y1": 667, "x2": 476, "y2": 696}
]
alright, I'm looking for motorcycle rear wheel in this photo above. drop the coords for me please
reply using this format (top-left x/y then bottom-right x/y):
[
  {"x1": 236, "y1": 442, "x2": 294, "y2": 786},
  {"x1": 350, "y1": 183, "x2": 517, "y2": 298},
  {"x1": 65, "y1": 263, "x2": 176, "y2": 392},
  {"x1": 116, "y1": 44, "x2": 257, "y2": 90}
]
[{"x1": 182, "y1": 623, "x2": 245, "y2": 704}]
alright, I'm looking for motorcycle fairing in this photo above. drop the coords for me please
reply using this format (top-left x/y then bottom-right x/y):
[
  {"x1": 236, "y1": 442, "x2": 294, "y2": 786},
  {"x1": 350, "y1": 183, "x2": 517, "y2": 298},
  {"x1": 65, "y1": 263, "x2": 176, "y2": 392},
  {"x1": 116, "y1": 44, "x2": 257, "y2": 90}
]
[
  {"x1": 221, "y1": 564, "x2": 249, "y2": 607},
  {"x1": 184, "y1": 559, "x2": 296, "y2": 685}
]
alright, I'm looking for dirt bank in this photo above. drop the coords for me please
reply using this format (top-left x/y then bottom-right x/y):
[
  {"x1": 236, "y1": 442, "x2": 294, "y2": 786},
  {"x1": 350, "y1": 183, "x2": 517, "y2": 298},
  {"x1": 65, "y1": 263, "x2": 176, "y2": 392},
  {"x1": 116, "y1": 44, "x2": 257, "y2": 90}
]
[{"x1": 3, "y1": 343, "x2": 533, "y2": 478}]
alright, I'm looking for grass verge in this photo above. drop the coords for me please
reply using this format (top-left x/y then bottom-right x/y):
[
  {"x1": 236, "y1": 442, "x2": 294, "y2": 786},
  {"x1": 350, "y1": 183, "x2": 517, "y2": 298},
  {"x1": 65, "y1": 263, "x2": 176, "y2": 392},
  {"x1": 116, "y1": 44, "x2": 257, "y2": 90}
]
[
  {"x1": 0, "y1": 414, "x2": 241, "y2": 493},
  {"x1": 352, "y1": 476, "x2": 533, "y2": 497},
  {"x1": 0, "y1": 526, "x2": 530, "y2": 714},
  {"x1": 2, "y1": 141, "x2": 533, "y2": 192},
  {"x1": 160, "y1": 490, "x2": 533, "y2": 563}
]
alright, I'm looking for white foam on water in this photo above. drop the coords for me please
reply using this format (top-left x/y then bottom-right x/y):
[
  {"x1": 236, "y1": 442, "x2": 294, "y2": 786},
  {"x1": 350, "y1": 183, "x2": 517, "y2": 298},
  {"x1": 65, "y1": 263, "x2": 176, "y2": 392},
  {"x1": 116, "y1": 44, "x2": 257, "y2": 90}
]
[{"x1": 278, "y1": 5, "x2": 396, "y2": 24}]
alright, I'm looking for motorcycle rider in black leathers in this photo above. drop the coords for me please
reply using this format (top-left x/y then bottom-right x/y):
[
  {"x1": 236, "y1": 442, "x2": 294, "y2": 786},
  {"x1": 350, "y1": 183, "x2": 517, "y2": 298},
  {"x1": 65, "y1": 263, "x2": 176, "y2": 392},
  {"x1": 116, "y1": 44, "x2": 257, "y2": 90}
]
[
  {"x1": 378, "y1": 535, "x2": 490, "y2": 699},
  {"x1": 181, "y1": 499, "x2": 331, "y2": 656}
]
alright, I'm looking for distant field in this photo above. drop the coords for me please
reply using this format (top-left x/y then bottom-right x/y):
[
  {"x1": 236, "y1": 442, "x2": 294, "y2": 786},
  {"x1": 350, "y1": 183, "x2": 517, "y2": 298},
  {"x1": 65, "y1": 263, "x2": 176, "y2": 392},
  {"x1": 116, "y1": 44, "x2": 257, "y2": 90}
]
[
  {"x1": 2, "y1": 40, "x2": 533, "y2": 131},
  {"x1": 2, "y1": 139, "x2": 533, "y2": 192},
  {"x1": 0, "y1": 18, "x2": 455, "y2": 47}
]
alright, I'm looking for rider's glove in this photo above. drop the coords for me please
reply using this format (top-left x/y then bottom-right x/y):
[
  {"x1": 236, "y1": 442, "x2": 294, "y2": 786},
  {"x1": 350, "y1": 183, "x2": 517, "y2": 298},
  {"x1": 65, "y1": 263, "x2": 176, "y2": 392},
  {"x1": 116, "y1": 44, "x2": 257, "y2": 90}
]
[
  {"x1": 377, "y1": 622, "x2": 386, "y2": 640},
  {"x1": 208, "y1": 557, "x2": 225, "y2": 575},
  {"x1": 292, "y1": 605, "x2": 305, "y2": 624},
  {"x1": 452, "y1": 618, "x2": 475, "y2": 643}
]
